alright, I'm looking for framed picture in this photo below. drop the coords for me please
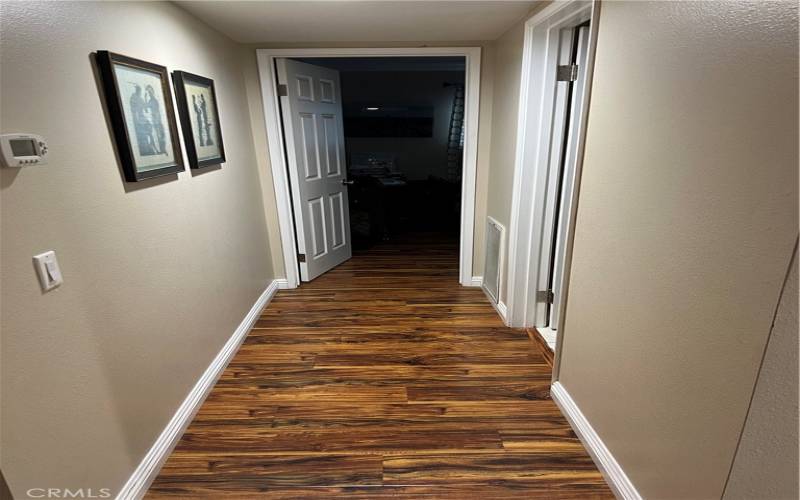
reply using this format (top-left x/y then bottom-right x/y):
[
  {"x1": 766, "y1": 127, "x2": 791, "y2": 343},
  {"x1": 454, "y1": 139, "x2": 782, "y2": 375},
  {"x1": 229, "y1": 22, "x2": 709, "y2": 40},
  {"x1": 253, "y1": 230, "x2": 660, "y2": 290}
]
[
  {"x1": 172, "y1": 71, "x2": 226, "y2": 169},
  {"x1": 96, "y1": 51, "x2": 184, "y2": 181}
]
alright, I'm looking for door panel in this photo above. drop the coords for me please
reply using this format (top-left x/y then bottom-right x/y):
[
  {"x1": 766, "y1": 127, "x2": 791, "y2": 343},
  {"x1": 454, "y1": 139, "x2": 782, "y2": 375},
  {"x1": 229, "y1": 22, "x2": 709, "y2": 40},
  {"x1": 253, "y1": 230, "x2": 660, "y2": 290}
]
[
  {"x1": 319, "y1": 79, "x2": 335, "y2": 102},
  {"x1": 296, "y1": 75, "x2": 314, "y2": 100},
  {"x1": 277, "y1": 59, "x2": 352, "y2": 281},
  {"x1": 538, "y1": 28, "x2": 575, "y2": 328},
  {"x1": 321, "y1": 115, "x2": 341, "y2": 176},
  {"x1": 298, "y1": 113, "x2": 320, "y2": 179},
  {"x1": 308, "y1": 196, "x2": 327, "y2": 257},
  {"x1": 329, "y1": 192, "x2": 346, "y2": 249},
  {"x1": 548, "y1": 24, "x2": 591, "y2": 330}
]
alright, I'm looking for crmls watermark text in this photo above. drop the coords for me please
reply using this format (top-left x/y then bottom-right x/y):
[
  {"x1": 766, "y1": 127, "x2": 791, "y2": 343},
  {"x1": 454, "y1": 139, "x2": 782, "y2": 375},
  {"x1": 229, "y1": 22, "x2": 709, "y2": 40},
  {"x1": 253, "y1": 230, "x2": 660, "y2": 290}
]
[{"x1": 26, "y1": 488, "x2": 112, "y2": 498}]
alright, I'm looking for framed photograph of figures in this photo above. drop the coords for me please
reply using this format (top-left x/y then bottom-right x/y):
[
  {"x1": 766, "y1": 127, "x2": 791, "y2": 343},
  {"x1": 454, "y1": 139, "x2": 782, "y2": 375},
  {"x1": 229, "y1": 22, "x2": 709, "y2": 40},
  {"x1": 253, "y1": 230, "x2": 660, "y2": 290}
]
[
  {"x1": 172, "y1": 71, "x2": 226, "y2": 169},
  {"x1": 96, "y1": 51, "x2": 184, "y2": 181}
]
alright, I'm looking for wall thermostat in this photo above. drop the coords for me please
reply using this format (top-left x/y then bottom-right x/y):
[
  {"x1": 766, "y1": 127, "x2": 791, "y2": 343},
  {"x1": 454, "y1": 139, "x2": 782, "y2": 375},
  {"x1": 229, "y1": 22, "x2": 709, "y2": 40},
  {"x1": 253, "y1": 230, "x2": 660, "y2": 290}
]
[{"x1": 0, "y1": 133, "x2": 49, "y2": 167}]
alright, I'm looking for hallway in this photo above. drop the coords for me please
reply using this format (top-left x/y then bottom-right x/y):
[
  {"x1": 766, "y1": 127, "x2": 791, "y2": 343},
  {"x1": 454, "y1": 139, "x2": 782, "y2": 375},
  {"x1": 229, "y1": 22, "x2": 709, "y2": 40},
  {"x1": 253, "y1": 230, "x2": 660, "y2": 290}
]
[{"x1": 147, "y1": 237, "x2": 613, "y2": 498}]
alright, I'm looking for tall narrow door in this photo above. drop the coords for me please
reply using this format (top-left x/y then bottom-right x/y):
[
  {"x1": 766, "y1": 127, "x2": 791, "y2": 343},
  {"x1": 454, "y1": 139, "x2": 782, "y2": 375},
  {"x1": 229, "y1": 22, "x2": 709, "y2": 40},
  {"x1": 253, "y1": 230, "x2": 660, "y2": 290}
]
[
  {"x1": 546, "y1": 23, "x2": 591, "y2": 329},
  {"x1": 277, "y1": 59, "x2": 352, "y2": 281}
]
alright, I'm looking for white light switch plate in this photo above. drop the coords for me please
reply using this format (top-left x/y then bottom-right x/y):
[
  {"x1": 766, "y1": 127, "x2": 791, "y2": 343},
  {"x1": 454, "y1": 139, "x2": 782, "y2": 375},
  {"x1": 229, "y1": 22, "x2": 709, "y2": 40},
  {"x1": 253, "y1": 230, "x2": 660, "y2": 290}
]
[{"x1": 33, "y1": 250, "x2": 63, "y2": 292}]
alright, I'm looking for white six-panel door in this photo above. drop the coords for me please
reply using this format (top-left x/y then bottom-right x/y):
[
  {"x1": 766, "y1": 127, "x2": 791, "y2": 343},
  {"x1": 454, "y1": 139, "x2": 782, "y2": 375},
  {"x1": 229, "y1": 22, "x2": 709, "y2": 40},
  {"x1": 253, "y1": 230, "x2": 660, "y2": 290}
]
[{"x1": 276, "y1": 59, "x2": 352, "y2": 281}]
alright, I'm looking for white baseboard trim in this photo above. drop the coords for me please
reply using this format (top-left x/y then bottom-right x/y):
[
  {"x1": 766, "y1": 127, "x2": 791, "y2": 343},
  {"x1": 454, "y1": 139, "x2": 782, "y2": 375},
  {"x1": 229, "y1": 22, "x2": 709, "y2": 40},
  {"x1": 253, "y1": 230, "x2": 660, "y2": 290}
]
[
  {"x1": 550, "y1": 381, "x2": 642, "y2": 500},
  {"x1": 489, "y1": 298, "x2": 508, "y2": 325},
  {"x1": 496, "y1": 301, "x2": 508, "y2": 320},
  {"x1": 116, "y1": 280, "x2": 280, "y2": 500},
  {"x1": 468, "y1": 275, "x2": 483, "y2": 287},
  {"x1": 480, "y1": 284, "x2": 509, "y2": 326},
  {"x1": 275, "y1": 278, "x2": 291, "y2": 289},
  {"x1": 536, "y1": 326, "x2": 558, "y2": 352}
]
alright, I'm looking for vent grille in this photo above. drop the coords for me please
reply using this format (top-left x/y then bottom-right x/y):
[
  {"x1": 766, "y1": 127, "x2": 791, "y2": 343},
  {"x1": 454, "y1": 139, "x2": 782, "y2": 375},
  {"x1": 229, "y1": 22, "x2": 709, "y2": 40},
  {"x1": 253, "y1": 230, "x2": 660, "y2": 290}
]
[{"x1": 484, "y1": 217, "x2": 504, "y2": 303}]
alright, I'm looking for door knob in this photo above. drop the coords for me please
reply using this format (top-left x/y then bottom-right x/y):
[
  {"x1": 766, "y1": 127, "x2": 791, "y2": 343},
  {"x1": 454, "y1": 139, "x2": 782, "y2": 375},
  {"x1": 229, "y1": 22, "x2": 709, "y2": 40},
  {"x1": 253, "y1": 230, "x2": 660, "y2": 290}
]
[{"x1": 341, "y1": 179, "x2": 355, "y2": 185}]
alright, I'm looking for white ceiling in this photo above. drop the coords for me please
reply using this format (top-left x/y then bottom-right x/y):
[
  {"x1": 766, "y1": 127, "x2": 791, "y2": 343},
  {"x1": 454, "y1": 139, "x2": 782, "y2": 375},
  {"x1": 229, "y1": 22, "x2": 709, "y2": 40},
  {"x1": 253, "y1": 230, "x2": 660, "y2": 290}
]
[{"x1": 175, "y1": 1, "x2": 539, "y2": 43}]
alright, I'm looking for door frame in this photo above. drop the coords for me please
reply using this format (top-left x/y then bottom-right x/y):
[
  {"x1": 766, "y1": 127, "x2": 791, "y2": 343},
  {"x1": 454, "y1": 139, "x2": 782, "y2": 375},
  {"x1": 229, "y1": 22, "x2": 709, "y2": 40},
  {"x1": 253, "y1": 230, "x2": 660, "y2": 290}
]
[
  {"x1": 504, "y1": 0, "x2": 599, "y2": 373},
  {"x1": 256, "y1": 47, "x2": 482, "y2": 288}
]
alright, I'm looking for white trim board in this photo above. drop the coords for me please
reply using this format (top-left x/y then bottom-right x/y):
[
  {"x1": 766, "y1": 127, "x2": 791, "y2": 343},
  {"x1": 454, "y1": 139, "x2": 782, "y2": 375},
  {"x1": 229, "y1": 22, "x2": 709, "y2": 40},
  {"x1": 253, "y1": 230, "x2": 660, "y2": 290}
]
[
  {"x1": 481, "y1": 285, "x2": 509, "y2": 325},
  {"x1": 551, "y1": 382, "x2": 643, "y2": 500},
  {"x1": 482, "y1": 215, "x2": 506, "y2": 306},
  {"x1": 115, "y1": 280, "x2": 280, "y2": 500},
  {"x1": 536, "y1": 326, "x2": 558, "y2": 351},
  {"x1": 256, "y1": 47, "x2": 482, "y2": 288},
  {"x1": 469, "y1": 276, "x2": 483, "y2": 287},
  {"x1": 505, "y1": 0, "x2": 598, "y2": 328},
  {"x1": 493, "y1": 300, "x2": 509, "y2": 325}
]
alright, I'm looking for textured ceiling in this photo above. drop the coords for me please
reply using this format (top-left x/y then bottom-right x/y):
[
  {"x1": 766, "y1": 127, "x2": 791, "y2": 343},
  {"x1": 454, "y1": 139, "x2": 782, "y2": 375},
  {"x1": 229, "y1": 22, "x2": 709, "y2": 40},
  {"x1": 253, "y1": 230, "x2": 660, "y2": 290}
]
[{"x1": 175, "y1": 1, "x2": 539, "y2": 43}]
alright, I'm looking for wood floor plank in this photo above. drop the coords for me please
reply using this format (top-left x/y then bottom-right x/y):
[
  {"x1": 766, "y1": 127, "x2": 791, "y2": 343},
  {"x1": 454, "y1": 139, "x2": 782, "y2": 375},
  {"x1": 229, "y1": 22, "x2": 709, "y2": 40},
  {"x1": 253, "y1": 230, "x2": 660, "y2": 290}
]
[
  {"x1": 174, "y1": 426, "x2": 503, "y2": 453},
  {"x1": 147, "y1": 235, "x2": 613, "y2": 498},
  {"x1": 204, "y1": 384, "x2": 409, "y2": 403},
  {"x1": 382, "y1": 451, "x2": 603, "y2": 482},
  {"x1": 147, "y1": 485, "x2": 610, "y2": 499},
  {"x1": 155, "y1": 454, "x2": 383, "y2": 487},
  {"x1": 245, "y1": 326, "x2": 534, "y2": 343},
  {"x1": 190, "y1": 400, "x2": 570, "y2": 425},
  {"x1": 235, "y1": 339, "x2": 535, "y2": 355},
  {"x1": 218, "y1": 365, "x2": 551, "y2": 385},
  {"x1": 406, "y1": 380, "x2": 552, "y2": 402},
  {"x1": 149, "y1": 485, "x2": 613, "y2": 499},
  {"x1": 312, "y1": 350, "x2": 540, "y2": 366}
]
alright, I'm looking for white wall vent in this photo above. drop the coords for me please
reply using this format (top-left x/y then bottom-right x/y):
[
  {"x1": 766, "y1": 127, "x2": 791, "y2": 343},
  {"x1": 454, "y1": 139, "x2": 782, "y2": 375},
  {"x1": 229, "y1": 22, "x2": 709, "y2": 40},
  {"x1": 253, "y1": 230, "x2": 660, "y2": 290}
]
[{"x1": 483, "y1": 217, "x2": 504, "y2": 304}]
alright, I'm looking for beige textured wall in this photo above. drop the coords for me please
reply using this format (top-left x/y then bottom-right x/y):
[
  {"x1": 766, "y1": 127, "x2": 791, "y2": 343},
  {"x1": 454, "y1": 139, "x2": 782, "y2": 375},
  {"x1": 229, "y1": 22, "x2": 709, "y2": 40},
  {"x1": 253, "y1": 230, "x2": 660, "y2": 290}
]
[
  {"x1": 0, "y1": 1, "x2": 275, "y2": 498},
  {"x1": 557, "y1": 2, "x2": 798, "y2": 499},
  {"x1": 241, "y1": 40, "x2": 497, "y2": 278},
  {"x1": 484, "y1": 20, "x2": 525, "y2": 302},
  {"x1": 241, "y1": 52, "x2": 287, "y2": 279},
  {"x1": 723, "y1": 245, "x2": 798, "y2": 500}
]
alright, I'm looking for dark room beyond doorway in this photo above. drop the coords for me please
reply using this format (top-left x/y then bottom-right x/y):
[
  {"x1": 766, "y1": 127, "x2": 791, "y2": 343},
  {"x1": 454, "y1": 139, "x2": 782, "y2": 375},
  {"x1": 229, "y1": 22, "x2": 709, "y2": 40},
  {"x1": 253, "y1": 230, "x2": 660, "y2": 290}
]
[{"x1": 295, "y1": 56, "x2": 466, "y2": 250}]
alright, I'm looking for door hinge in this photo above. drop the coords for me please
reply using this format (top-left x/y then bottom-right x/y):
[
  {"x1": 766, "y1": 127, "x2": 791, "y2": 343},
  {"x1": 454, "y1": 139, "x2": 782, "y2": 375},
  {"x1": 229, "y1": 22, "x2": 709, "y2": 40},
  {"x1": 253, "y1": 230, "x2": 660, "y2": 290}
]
[
  {"x1": 297, "y1": 253, "x2": 306, "y2": 263},
  {"x1": 557, "y1": 64, "x2": 579, "y2": 82},
  {"x1": 537, "y1": 290, "x2": 554, "y2": 304},
  {"x1": 277, "y1": 84, "x2": 288, "y2": 96}
]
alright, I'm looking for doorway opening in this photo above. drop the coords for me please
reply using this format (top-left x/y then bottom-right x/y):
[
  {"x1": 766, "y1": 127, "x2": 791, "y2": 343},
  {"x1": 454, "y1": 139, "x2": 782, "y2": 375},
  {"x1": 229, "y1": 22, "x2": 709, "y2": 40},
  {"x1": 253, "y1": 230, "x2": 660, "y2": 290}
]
[
  {"x1": 292, "y1": 57, "x2": 466, "y2": 258},
  {"x1": 541, "y1": 20, "x2": 591, "y2": 339},
  {"x1": 504, "y1": 1, "x2": 598, "y2": 370},
  {"x1": 257, "y1": 48, "x2": 481, "y2": 288}
]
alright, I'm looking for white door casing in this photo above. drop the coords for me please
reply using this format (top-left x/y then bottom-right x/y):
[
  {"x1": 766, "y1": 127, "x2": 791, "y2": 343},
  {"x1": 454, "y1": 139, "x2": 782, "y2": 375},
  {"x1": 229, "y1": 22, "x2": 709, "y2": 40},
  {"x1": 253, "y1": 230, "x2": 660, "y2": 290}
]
[
  {"x1": 256, "y1": 48, "x2": 481, "y2": 289},
  {"x1": 505, "y1": 0, "x2": 596, "y2": 328},
  {"x1": 276, "y1": 59, "x2": 352, "y2": 281}
]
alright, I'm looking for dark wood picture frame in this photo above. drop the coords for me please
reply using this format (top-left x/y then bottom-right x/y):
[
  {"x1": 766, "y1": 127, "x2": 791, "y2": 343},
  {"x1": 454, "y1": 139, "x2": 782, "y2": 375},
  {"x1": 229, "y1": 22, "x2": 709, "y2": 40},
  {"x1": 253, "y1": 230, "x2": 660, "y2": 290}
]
[
  {"x1": 96, "y1": 50, "x2": 184, "y2": 182},
  {"x1": 172, "y1": 71, "x2": 226, "y2": 169}
]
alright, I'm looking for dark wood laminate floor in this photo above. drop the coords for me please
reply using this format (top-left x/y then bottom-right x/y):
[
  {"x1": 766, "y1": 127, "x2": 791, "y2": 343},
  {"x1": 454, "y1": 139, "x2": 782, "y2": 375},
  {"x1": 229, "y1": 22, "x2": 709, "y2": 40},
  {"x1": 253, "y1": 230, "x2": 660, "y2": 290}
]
[{"x1": 147, "y1": 236, "x2": 613, "y2": 499}]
